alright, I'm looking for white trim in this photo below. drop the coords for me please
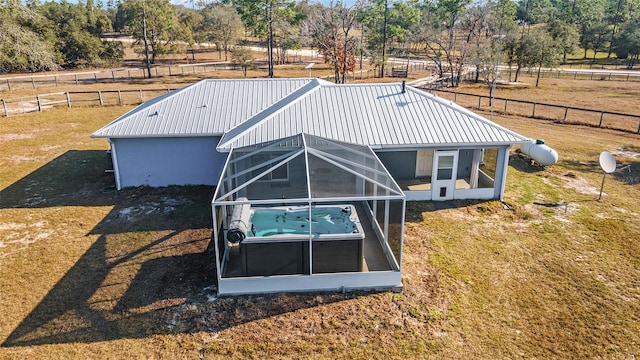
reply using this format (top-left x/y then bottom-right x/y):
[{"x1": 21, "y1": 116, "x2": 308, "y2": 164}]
[
  {"x1": 497, "y1": 146, "x2": 510, "y2": 201},
  {"x1": 217, "y1": 271, "x2": 402, "y2": 296},
  {"x1": 108, "y1": 139, "x2": 122, "y2": 190},
  {"x1": 453, "y1": 188, "x2": 495, "y2": 200},
  {"x1": 404, "y1": 190, "x2": 432, "y2": 201}
]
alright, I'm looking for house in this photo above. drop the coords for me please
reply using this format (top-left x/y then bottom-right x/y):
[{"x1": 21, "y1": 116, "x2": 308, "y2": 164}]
[
  {"x1": 92, "y1": 78, "x2": 530, "y2": 201},
  {"x1": 92, "y1": 78, "x2": 531, "y2": 295}
]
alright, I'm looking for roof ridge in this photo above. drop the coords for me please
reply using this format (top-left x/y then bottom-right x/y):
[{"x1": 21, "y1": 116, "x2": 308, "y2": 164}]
[{"x1": 217, "y1": 79, "x2": 322, "y2": 150}]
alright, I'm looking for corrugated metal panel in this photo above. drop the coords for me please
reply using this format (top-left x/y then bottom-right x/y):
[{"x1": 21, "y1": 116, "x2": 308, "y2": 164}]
[
  {"x1": 92, "y1": 78, "x2": 313, "y2": 138},
  {"x1": 218, "y1": 83, "x2": 530, "y2": 150}
]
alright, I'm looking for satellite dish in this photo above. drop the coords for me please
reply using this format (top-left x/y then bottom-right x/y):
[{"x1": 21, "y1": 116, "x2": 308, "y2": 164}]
[{"x1": 599, "y1": 151, "x2": 617, "y2": 174}]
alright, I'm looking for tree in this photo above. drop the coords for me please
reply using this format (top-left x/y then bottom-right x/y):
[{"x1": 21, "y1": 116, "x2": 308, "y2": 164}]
[
  {"x1": 547, "y1": 19, "x2": 579, "y2": 62},
  {"x1": 604, "y1": 0, "x2": 640, "y2": 57},
  {"x1": 582, "y1": 21, "x2": 610, "y2": 60},
  {"x1": 0, "y1": 2, "x2": 59, "y2": 73},
  {"x1": 360, "y1": 0, "x2": 420, "y2": 78},
  {"x1": 38, "y1": 1, "x2": 118, "y2": 67},
  {"x1": 526, "y1": 28, "x2": 562, "y2": 86},
  {"x1": 115, "y1": 0, "x2": 183, "y2": 65},
  {"x1": 200, "y1": 3, "x2": 243, "y2": 61},
  {"x1": 230, "y1": 46, "x2": 255, "y2": 77},
  {"x1": 613, "y1": 20, "x2": 640, "y2": 68},
  {"x1": 231, "y1": 0, "x2": 300, "y2": 78},
  {"x1": 310, "y1": 1, "x2": 359, "y2": 83},
  {"x1": 360, "y1": 0, "x2": 389, "y2": 77}
]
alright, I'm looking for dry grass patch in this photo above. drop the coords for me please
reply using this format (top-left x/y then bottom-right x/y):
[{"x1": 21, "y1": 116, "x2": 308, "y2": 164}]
[{"x1": 457, "y1": 75, "x2": 640, "y2": 115}]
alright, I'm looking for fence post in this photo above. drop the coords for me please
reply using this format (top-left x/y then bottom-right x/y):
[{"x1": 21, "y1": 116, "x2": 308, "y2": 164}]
[
  {"x1": 504, "y1": 99, "x2": 508, "y2": 112},
  {"x1": 98, "y1": 91, "x2": 103, "y2": 106},
  {"x1": 31, "y1": 77, "x2": 35, "y2": 89},
  {"x1": 75, "y1": 74, "x2": 79, "y2": 85},
  {"x1": 608, "y1": 73, "x2": 612, "y2": 80},
  {"x1": 55, "y1": 76, "x2": 58, "y2": 87},
  {"x1": 532, "y1": 103, "x2": 536, "y2": 118},
  {"x1": 112, "y1": 71, "x2": 116, "y2": 82},
  {"x1": 2, "y1": 99, "x2": 7, "y2": 117},
  {"x1": 5, "y1": 79, "x2": 10, "y2": 91},
  {"x1": 563, "y1": 107, "x2": 568, "y2": 123},
  {"x1": 477, "y1": 96, "x2": 481, "y2": 110},
  {"x1": 637, "y1": 120, "x2": 640, "y2": 134},
  {"x1": 94, "y1": 73, "x2": 98, "y2": 83},
  {"x1": 598, "y1": 112, "x2": 604, "y2": 127},
  {"x1": 590, "y1": 72, "x2": 594, "y2": 80},
  {"x1": 66, "y1": 92, "x2": 71, "y2": 108},
  {"x1": 128, "y1": 70, "x2": 131, "y2": 80},
  {"x1": 574, "y1": 72, "x2": 577, "y2": 80},
  {"x1": 454, "y1": 92, "x2": 457, "y2": 103},
  {"x1": 36, "y1": 95, "x2": 41, "y2": 112},
  {"x1": 117, "y1": 90, "x2": 122, "y2": 106},
  {"x1": 139, "y1": 90, "x2": 143, "y2": 102},
  {"x1": 169, "y1": 66, "x2": 172, "y2": 76}
]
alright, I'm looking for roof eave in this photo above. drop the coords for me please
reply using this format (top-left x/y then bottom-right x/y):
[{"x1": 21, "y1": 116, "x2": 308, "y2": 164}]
[{"x1": 91, "y1": 132, "x2": 225, "y2": 139}]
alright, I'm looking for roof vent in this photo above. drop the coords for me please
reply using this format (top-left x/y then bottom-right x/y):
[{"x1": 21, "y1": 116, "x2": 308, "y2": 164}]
[
  {"x1": 149, "y1": 110, "x2": 158, "y2": 117},
  {"x1": 401, "y1": 80, "x2": 406, "y2": 94}
]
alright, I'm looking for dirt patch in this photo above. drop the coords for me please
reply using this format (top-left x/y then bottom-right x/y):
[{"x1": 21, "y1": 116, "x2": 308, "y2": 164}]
[
  {"x1": 0, "y1": 220, "x2": 50, "y2": 261},
  {"x1": 116, "y1": 196, "x2": 192, "y2": 221},
  {"x1": 0, "y1": 133, "x2": 35, "y2": 141},
  {"x1": 610, "y1": 146, "x2": 640, "y2": 159},
  {"x1": 559, "y1": 172, "x2": 601, "y2": 195}
]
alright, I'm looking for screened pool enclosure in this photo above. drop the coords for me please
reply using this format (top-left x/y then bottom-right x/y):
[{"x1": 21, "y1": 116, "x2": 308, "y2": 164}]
[{"x1": 212, "y1": 134, "x2": 406, "y2": 295}]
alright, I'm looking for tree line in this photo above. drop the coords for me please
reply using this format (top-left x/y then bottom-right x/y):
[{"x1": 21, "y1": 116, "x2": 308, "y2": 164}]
[{"x1": 1, "y1": 0, "x2": 639, "y2": 87}]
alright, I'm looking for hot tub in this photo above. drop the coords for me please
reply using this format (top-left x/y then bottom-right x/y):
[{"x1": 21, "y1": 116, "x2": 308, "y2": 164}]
[
  {"x1": 244, "y1": 204, "x2": 364, "y2": 243},
  {"x1": 239, "y1": 204, "x2": 365, "y2": 275}
]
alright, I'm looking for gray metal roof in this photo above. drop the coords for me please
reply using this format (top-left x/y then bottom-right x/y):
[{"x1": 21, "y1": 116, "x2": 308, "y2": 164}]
[
  {"x1": 217, "y1": 83, "x2": 531, "y2": 150},
  {"x1": 92, "y1": 78, "x2": 530, "y2": 149},
  {"x1": 91, "y1": 78, "x2": 314, "y2": 138}
]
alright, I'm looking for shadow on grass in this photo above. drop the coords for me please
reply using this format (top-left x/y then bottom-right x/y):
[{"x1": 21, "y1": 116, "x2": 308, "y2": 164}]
[
  {"x1": 509, "y1": 152, "x2": 547, "y2": 173},
  {"x1": 2, "y1": 151, "x2": 351, "y2": 347},
  {"x1": 0, "y1": 150, "x2": 116, "y2": 209},
  {"x1": 2, "y1": 224, "x2": 350, "y2": 346}
]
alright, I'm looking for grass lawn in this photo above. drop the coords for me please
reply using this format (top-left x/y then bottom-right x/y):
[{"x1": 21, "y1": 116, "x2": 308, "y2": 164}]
[{"x1": 0, "y1": 80, "x2": 639, "y2": 358}]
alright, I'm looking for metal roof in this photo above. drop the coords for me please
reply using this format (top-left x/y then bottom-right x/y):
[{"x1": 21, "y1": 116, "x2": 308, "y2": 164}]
[
  {"x1": 217, "y1": 83, "x2": 531, "y2": 150},
  {"x1": 91, "y1": 78, "x2": 314, "y2": 138},
  {"x1": 92, "y1": 78, "x2": 530, "y2": 149}
]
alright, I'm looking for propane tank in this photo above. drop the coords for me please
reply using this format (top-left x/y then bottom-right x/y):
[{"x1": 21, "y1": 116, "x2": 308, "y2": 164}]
[{"x1": 520, "y1": 139, "x2": 558, "y2": 166}]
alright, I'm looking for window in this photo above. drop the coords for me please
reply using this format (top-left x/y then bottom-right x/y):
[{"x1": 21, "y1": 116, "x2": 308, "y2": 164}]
[{"x1": 252, "y1": 154, "x2": 289, "y2": 181}]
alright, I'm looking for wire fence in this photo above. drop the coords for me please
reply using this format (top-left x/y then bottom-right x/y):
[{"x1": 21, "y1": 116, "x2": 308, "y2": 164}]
[
  {"x1": 1, "y1": 89, "x2": 173, "y2": 117},
  {"x1": 0, "y1": 54, "x2": 323, "y2": 92},
  {"x1": 522, "y1": 67, "x2": 640, "y2": 82},
  {"x1": 419, "y1": 87, "x2": 640, "y2": 134}
]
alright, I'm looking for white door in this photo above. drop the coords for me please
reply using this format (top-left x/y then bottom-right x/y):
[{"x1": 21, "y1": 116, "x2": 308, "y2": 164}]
[
  {"x1": 432, "y1": 150, "x2": 458, "y2": 201},
  {"x1": 415, "y1": 150, "x2": 433, "y2": 177}
]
